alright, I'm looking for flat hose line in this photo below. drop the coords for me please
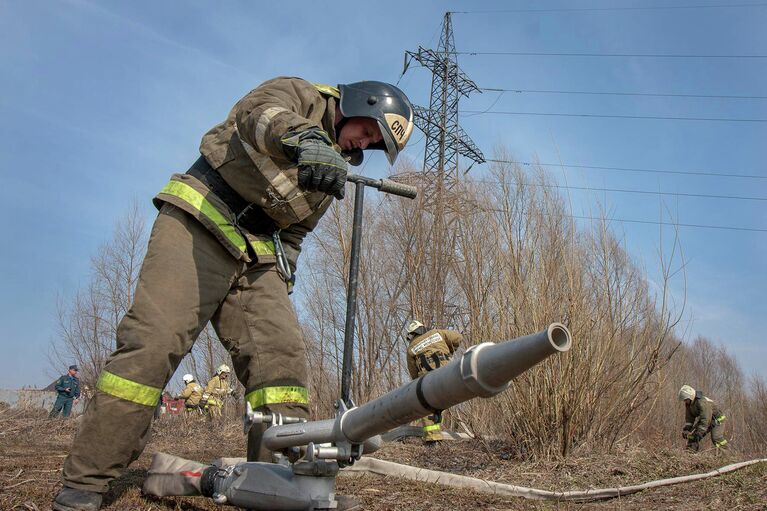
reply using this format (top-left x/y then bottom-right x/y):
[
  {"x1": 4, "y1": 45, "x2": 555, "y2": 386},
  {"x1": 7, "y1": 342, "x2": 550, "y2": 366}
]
[{"x1": 341, "y1": 457, "x2": 767, "y2": 502}]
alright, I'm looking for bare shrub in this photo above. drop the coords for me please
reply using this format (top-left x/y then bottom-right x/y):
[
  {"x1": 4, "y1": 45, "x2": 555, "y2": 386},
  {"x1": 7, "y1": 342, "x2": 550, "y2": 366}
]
[{"x1": 298, "y1": 149, "x2": 689, "y2": 458}]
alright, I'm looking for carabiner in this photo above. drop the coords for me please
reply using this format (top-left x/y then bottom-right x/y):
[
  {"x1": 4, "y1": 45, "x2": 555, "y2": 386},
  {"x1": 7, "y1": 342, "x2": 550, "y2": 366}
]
[{"x1": 273, "y1": 230, "x2": 293, "y2": 281}]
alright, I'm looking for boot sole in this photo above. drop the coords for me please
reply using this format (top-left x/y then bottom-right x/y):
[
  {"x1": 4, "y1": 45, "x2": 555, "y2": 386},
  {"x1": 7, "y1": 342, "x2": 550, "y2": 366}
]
[{"x1": 52, "y1": 500, "x2": 100, "y2": 511}]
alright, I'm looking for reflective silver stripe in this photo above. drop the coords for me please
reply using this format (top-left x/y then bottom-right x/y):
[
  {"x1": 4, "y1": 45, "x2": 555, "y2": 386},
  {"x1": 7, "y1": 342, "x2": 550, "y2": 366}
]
[
  {"x1": 254, "y1": 106, "x2": 290, "y2": 152},
  {"x1": 411, "y1": 333, "x2": 444, "y2": 355},
  {"x1": 235, "y1": 136, "x2": 314, "y2": 221},
  {"x1": 235, "y1": 129, "x2": 293, "y2": 195},
  {"x1": 249, "y1": 151, "x2": 296, "y2": 198}
]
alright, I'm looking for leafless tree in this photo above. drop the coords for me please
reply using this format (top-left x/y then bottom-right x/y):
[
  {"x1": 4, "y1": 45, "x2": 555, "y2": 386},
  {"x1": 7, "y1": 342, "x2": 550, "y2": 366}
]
[
  {"x1": 298, "y1": 150, "x2": 699, "y2": 457},
  {"x1": 49, "y1": 152, "x2": 763, "y2": 457},
  {"x1": 49, "y1": 202, "x2": 147, "y2": 390}
]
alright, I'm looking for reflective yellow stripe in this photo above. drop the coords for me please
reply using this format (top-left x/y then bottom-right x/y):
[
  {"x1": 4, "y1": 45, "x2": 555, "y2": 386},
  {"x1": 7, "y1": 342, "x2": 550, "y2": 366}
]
[
  {"x1": 246, "y1": 386, "x2": 309, "y2": 409},
  {"x1": 717, "y1": 415, "x2": 727, "y2": 422},
  {"x1": 97, "y1": 370, "x2": 161, "y2": 407},
  {"x1": 250, "y1": 239, "x2": 276, "y2": 256},
  {"x1": 312, "y1": 83, "x2": 340, "y2": 98},
  {"x1": 159, "y1": 181, "x2": 247, "y2": 253},
  {"x1": 423, "y1": 424, "x2": 441, "y2": 432},
  {"x1": 715, "y1": 439, "x2": 728, "y2": 447}
]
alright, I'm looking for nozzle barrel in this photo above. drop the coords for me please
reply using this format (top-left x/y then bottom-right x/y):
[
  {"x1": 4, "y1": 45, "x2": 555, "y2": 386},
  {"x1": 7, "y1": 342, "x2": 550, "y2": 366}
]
[
  {"x1": 469, "y1": 322, "x2": 572, "y2": 391},
  {"x1": 263, "y1": 324, "x2": 572, "y2": 450}
]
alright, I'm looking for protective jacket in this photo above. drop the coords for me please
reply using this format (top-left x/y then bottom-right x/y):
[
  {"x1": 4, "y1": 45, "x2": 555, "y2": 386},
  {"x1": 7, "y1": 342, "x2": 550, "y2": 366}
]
[
  {"x1": 684, "y1": 391, "x2": 725, "y2": 438},
  {"x1": 59, "y1": 78, "x2": 324, "y2": 494},
  {"x1": 204, "y1": 375, "x2": 231, "y2": 407},
  {"x1": 407, "y1": 329, "x2": 463, "y2": 379},
  {"x1": 154, "y1": 77, "x2": 342, "y2": 267},
  {"x1": 177, "y1": 381, "x2": 203, "y2": 407},
  {"x1": 54, "y1": 374, "x2": 81, "y2": 399}
]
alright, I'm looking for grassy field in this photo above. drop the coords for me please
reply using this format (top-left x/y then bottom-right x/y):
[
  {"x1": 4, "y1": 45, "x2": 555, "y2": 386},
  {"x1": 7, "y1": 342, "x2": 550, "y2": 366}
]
[{"x1": 1, "y1": 409, "x2": 765, "y2": 510}]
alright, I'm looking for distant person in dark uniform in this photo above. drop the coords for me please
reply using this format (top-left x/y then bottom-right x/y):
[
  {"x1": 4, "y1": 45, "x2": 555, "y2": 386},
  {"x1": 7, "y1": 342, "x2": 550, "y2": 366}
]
[{"x1": 49, "y1": 365, "x2": 81, "y2": 418}]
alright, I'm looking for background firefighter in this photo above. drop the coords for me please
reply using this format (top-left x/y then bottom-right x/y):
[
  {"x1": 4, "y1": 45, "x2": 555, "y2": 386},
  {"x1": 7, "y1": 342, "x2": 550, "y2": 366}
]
[
  {"x1": 678, "y1": 384, "x2": 728, "y2": 451},
  {"x1": 175, "y1": 373, "x2": 204, "y2": 414},
  {"x1": 52, "y1": 76, "x2": 414, "y2": 511},
  {"x1": 203, "y1": 364, "x2": 233, "y2": 417},
  {"x1": 405, "y1": 320, "x2": 463, "y2": 445}
]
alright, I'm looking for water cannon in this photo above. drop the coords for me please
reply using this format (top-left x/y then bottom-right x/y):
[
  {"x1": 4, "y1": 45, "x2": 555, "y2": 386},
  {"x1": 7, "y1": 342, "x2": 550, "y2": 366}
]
[
  {"x1": 144, "y1": 324, "x2": 572, "y2": 509},
  {"x1": 143, "y1": 172, "x2": 572, "y2": 509}
]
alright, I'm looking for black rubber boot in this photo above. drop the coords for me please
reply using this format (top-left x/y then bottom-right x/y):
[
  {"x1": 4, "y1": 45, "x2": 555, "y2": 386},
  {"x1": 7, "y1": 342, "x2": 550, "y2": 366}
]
[
  {"x1": 52, "y1": 487, "x2": 103, "y2": 511},
  {"x1": 335, "y1": 495, "x2": 362, "y2": 511}
]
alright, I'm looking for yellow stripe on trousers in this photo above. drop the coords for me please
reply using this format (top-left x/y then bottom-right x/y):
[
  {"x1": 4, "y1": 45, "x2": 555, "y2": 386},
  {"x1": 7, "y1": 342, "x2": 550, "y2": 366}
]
[
  {"x1": 97, "y1": 370, "x2": 162, "y2": 407},
  {"x1": 246, "y1": 386, "x2": 309, "y2": 409}
]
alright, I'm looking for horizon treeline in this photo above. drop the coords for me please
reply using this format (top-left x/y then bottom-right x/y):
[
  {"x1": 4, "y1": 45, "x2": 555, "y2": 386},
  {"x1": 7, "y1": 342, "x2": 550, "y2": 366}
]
[{"x1": 50, "y1": 149, "x2": 767, "y2": 456}]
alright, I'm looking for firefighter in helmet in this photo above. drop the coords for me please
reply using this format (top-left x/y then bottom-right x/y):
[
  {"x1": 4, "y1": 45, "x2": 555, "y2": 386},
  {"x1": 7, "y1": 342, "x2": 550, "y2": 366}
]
[
  {"x1": 203, "y1": 364, "x2": 233, "y2": 417},
  {"x1": 405, "y1": 319, "x2": 463, "y2": 445},
  {"x1": 679, "y1": 385, "x2": 728, "y2": 451},
  {"x1": 53, "y1": 78, "x2": 414, "y2": 511},
  {"x1": 176, "y1": 374, "x2": 204, "y2": 414}
]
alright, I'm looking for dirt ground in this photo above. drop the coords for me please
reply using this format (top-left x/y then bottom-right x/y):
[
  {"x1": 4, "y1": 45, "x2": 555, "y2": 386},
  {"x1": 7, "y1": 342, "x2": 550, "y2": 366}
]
[{"x1": 1, "y1": 409, "x2": 765, "y2": 510}]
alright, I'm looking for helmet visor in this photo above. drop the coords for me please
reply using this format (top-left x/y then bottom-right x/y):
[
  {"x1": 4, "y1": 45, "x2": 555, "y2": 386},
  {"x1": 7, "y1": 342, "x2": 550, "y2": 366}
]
[{"x1": 377, "y1": 120, "x2": 399, "y2": 165}]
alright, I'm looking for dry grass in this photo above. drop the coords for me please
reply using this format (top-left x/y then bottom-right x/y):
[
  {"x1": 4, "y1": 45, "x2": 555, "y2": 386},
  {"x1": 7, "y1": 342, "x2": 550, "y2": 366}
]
[{"x1": 1, "y1": 410, "x2": 765, "y2": 510}]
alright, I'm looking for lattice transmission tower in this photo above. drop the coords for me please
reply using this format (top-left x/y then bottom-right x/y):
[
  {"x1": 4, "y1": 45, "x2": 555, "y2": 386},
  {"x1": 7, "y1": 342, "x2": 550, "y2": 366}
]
[
  {"x1": 398, "y1": 12, "x2": 486, "y2": 328},
  {"x1": 403, "y1": 11, "x2": 485, "y2": 190}
]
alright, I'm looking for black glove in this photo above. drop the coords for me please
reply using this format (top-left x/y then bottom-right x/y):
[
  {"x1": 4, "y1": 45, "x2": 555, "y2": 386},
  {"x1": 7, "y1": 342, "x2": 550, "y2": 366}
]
[{"x1": 282, "y1": 128, "x2": 347, "y2": 199}]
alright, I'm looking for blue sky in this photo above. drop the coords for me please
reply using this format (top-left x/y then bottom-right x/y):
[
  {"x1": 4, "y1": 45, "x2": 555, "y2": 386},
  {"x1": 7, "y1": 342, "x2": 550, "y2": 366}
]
[{"x1": 1, "y1": 0, "x2": 765, "y2": 388}]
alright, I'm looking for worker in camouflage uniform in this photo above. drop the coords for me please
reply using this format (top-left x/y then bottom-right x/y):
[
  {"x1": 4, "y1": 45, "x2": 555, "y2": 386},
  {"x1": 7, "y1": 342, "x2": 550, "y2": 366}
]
[
  {"x1": 203, "y1": 364, "x2": 233, "y2": 417},
  {"x1": 175, "y1": 374, "x2": 204, "y2": 414},
  {"x1": 53, "y1": 76, "x2": 414, "y2": 511},
  {"x1": 678, "y1": 385, "x2": 728, "y2": 451},
  {"x1": 405, "y1": 320, "x2": 463, "y2": 445},
  {"x1": 49, "y1": 365, "x2": 81, "y2": 419}
]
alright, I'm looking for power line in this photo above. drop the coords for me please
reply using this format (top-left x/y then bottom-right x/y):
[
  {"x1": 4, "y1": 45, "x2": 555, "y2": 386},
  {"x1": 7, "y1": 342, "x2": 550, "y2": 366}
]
[
  {"x1": 575, "y1": 215, "x2": 767, "y2": 233},
  {"x1": 455, "y1": 51, "x2": 767, "y2": 59},
  {"x1": 461, "y1": 109, "x2": 767, "y2": 122},
  {"x1": 478, "y1": 207, "x2": 767, "y2": 233},
  {"x1": 484, "y1": 158, "x2": 767, "y2": 181},
  {"x1": 480, "y1": 87, "x2": 767, "y2": 101},
  {"x1": 569, "y1": 215, "x2": 766, "y2": 233},
  {"x1": 451, "y1": 3, "x2": 767, "y2": 14},
  {"x1": 470, "y1": 177, "x2": 767, "y2": 203}
]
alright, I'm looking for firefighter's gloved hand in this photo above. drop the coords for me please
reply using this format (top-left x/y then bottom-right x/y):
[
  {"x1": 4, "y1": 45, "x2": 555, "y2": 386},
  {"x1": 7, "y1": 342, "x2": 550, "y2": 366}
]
[
  {"x1": 682, "y1": 431, "x2": 689, "y2": 439},
  {"x1": 296, "y1": 142, "x2": 347, "y2": 199},
  {"x1": 282, "y1": 128, "x2": 347, "y2": 199}
]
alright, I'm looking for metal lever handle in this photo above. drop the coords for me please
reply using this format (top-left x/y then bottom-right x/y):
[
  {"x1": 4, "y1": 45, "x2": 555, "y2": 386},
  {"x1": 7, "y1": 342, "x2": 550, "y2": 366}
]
[{"x1": 346, "y1": 174, "x2": 418, "y2": 199}]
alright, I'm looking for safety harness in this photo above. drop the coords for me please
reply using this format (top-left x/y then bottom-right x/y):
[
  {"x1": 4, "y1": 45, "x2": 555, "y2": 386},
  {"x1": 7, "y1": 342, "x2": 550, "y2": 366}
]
[{"x1": 417, "y1": 352, "x2": 450, "y2": 372}]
